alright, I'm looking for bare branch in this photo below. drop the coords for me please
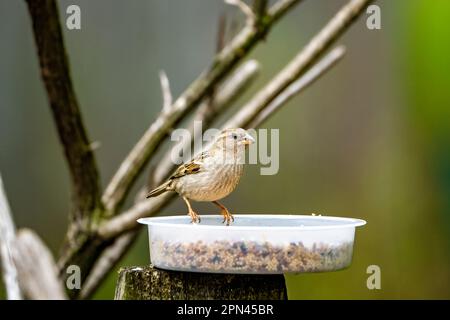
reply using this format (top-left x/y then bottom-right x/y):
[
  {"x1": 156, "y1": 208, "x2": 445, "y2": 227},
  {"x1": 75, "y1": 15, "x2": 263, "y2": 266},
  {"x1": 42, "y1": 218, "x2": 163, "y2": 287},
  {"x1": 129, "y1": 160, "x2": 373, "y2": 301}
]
[
  {"x1": 97, "y1": 0, "x2": 371, "y2": 241},
  {"x1": 0, "y1": 175, "x2": 22, "y2": 300},
  {"x1": 12, "y1": 229, "x2": 67, "y2": 300},
  {"x1": 248, "y1": 46, "x2": 346, "y2": 128},
  {"x1": 224, "y1": 0, "x2": 373, "y2": 129},
  {"x1": 25, "y1": 0, "x2": 102, "y2": 222},
  {"x1": 101, "y1": 0, "x2": 303, "y2": 213},
  {"x1": 159, "y1": 70, "x2": 173, "y2": 113},
  {"x1": 98, "y1": 193, "x2": 173, "y2": 239},
  {"x1": 268, "y1": 0, "x2": 302, "y2": 22}
]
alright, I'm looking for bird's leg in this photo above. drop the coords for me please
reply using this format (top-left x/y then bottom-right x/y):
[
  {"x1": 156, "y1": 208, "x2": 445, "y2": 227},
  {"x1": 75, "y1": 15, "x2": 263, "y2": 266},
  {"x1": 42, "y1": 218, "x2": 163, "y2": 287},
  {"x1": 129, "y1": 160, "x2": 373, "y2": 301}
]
[
  {"x1": 212, "y1": 201, "x2": 234, "y2": 226},
  {"x1": 183, "y1": 197, "x2": 201, "y2": 223}
]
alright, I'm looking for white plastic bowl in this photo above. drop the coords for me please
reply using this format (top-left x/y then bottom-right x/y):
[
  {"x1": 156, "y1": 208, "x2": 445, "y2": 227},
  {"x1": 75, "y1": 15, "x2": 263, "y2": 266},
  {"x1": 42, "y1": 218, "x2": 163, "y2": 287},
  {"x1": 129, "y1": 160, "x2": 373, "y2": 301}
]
[{"x1": 138, "y1": 214, "x2": 366, "y2": 274}]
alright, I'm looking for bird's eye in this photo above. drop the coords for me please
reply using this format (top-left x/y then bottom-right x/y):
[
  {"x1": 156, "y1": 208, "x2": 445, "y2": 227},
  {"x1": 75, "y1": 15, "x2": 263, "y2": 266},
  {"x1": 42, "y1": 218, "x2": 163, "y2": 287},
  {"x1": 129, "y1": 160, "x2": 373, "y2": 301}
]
[{"x1": 232, "y1": 134, "x2": 238, "y2": 140}]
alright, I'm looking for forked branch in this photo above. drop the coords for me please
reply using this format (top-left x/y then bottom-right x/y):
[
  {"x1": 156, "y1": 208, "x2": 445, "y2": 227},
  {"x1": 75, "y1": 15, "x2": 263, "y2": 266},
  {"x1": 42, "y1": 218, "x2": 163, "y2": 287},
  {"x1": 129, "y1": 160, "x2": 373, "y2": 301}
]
[{"x1": 98, "y1": 0, "x2": 372, "y2": 240}]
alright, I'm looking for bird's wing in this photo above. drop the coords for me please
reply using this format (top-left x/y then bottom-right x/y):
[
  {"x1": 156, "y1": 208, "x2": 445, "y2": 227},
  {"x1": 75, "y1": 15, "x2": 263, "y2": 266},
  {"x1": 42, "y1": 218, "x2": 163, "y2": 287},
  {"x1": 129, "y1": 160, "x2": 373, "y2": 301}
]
[{"x1": 169, "y1": 151, "x2": 208, "y2": 179}]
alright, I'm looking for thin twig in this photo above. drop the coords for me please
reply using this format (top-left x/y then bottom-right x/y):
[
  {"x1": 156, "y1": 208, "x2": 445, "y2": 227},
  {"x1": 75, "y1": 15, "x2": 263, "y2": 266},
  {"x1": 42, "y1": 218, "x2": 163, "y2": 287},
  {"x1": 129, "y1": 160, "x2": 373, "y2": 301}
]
[
  {"x1": 0, "y1": 174, "x2": 22, "y2": 300},
  {"x1": 159, "y1": 70, "x2": 173, "y2": 113},
  {"x1": 248, "y1": 46, "x2": 346, "y2": 128},
  {"x1": 216, "y1": 14, "x2": 227, "y2": 54},
  {"x1": 101, "y1": 0, "x2": 303, "y2": 213},
  {"x1": 268, "y1": 0, "x2": 301, "y2": 22},
  {"x1": 98, "y1": 193, "x2": 173, "y2": 239},
  {"x1": 223, "y1": 0, "x2": 373, "y2": 129}
]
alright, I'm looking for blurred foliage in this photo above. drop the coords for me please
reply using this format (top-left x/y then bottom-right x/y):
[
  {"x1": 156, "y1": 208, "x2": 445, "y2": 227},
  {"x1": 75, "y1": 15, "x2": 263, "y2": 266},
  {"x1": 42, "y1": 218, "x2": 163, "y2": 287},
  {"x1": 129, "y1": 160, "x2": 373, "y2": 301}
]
[
  {"x1": 405, "y1": 0, "x2": 450, "y2": 239},
  {"x1": 1, "y1": 0, "x2": 449, "y2": 299}
]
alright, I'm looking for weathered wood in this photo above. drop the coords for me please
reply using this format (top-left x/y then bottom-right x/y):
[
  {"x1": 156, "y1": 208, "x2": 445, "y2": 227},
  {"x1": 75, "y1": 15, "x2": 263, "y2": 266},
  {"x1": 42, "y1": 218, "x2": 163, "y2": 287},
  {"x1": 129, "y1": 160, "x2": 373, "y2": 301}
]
[{"x1": 115, "y1": 265, "x2": 287, "y2": 300}]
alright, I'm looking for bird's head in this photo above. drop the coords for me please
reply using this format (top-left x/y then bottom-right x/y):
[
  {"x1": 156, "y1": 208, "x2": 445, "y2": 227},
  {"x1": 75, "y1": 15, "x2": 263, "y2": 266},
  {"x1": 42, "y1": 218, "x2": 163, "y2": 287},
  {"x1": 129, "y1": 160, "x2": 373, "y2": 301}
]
[{"x1": 212, "y1": 128, "x2": 255, "y2": 153}]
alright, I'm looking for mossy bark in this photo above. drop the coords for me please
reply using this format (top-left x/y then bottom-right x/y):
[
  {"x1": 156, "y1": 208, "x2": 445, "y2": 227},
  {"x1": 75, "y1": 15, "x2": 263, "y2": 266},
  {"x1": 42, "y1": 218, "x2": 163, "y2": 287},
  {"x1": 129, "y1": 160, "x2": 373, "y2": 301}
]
[{"x1": 115, "y1": 265, "x2": 287, "y2": 300}]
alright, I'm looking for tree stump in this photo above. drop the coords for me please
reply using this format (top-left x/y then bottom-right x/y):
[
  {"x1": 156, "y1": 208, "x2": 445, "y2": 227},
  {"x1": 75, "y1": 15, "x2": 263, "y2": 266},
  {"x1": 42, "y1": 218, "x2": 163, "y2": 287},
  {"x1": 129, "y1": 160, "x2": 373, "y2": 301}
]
[{"x1": 115, "y1": 265, "x2": 287, "y2": 300}]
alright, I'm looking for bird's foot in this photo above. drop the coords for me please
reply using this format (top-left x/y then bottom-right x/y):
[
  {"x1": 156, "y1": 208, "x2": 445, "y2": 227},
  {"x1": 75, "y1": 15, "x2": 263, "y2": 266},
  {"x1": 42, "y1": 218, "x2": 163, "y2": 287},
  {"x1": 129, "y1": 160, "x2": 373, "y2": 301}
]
[
  {"x1": 188, "y1": 209, "x2": 201, "y2": 224},
  {"x1": 221, "y1": 208, "x2": 234, "y2": 226}
]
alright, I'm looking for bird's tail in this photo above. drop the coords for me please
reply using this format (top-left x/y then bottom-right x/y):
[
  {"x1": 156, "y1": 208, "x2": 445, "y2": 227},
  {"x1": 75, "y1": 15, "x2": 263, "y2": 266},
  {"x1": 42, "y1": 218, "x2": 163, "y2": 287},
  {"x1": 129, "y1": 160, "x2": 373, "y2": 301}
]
[{"x1": 146, "y1": 180, "x2": 171, "y2": 198}]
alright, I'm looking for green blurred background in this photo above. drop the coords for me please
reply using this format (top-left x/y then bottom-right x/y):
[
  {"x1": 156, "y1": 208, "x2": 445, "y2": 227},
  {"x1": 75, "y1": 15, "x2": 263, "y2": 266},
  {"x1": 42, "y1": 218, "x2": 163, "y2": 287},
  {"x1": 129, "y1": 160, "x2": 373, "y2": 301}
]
[{"x1": 1, "y1": 0, "x2": 449, "y2": 299}]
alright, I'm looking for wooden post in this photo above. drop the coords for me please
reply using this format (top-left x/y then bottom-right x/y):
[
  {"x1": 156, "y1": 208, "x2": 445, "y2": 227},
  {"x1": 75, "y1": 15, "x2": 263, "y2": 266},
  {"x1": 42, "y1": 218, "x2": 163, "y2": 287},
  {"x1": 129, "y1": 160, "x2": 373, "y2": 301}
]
[{"x1": 115, "y1": 265, "x2": 287, "y2": 300}]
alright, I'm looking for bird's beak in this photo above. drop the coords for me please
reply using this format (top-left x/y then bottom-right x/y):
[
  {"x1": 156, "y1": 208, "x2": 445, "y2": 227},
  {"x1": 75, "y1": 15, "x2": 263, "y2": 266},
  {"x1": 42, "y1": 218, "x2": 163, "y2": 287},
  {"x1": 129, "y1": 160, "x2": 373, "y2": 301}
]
[{"x1": 241, "y1": 133, "x2": 255, "y2": 145}]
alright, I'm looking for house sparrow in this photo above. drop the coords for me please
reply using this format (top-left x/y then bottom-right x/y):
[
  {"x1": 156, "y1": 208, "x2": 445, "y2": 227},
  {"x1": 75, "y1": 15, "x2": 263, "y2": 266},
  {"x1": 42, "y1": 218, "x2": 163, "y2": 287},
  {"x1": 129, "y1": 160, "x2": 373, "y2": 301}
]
[{"x1": 146, "y1": 128, "x2": 255, "y2": 225}]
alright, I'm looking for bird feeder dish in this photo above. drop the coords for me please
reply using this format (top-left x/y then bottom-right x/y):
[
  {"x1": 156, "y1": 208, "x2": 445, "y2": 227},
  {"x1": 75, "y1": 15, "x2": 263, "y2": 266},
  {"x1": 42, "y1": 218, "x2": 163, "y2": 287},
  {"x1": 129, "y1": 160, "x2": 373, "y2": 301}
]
[{"x1": 138, "y1": 214, "x2": 366, "y2": 274}]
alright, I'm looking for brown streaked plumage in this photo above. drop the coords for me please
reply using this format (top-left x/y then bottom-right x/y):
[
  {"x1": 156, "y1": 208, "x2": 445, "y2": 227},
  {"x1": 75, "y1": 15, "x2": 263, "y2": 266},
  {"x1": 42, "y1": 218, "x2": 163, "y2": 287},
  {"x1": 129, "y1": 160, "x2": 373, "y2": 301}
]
[{"x1": 146, "y1": 128, "x2": 254, "y2": 225}]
